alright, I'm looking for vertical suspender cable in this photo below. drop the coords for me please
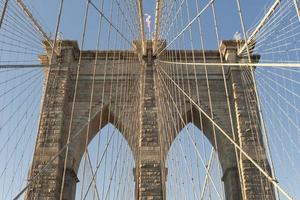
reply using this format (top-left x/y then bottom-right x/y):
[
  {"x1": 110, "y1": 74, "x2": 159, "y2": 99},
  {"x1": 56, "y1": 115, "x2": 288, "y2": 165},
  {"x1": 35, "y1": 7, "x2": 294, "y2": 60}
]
[
  {"x1": 235, "y1": 0, "x2": 280, "y2": 199},
  {"x1": 59, "y1": 0, "x2": 90, "y2": 199}
]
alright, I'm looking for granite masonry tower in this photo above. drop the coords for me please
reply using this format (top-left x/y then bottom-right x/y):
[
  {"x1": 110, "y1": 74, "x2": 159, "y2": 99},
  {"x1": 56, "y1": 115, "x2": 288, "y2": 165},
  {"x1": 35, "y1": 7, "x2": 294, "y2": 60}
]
[{"x1": 25, "y1": 40, "x2": 275, "y2": 200}]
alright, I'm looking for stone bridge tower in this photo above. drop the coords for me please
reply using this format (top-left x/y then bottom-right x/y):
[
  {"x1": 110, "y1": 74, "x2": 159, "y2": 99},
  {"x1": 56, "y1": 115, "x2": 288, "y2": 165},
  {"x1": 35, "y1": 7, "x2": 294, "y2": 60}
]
[{"x1": 25, "y1": 40, "x2": 275, "y2": 200}]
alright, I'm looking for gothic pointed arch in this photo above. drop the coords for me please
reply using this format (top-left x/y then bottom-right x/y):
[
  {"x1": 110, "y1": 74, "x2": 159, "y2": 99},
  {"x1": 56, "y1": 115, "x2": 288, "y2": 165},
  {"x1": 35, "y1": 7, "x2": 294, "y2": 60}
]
[
  {"x1": 164, "y1": 105, "x2": 242, "y2": 199},
  {"x1": 69, "y1": 104, "x2": 137, "y2": 173}
]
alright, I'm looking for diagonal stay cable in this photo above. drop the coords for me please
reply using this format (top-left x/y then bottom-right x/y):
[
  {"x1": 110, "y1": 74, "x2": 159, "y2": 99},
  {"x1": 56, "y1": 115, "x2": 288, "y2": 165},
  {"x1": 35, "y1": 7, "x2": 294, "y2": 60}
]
[
  {"x1": 87, "y1": 0, "x2": 133, "y2": 47},
  {"x1": 157, "y1": 65, "x2": 223, "y2": 199},
  {"x1": 12, "y1": 103, "x2": 114, "y2": 200},
  {"x1": 0, "y1": 0, "x2": 10, "y2": 28},
  {"x1": 157, "y1": 0, "x2": 215, "y2": 56},
  {"x1": 157, "y1": 64, "x2": 293, "y2": 200}
]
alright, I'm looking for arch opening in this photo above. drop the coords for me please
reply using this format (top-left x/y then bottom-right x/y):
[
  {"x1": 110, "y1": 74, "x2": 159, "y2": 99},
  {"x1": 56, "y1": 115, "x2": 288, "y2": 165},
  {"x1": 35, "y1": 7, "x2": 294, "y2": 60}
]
[
  {"x1": 74, "y1": 122, "x2": 135, "y2": 200},
  {"x1": 166, "y1": 122, "x2": 225, "y2": 199}
]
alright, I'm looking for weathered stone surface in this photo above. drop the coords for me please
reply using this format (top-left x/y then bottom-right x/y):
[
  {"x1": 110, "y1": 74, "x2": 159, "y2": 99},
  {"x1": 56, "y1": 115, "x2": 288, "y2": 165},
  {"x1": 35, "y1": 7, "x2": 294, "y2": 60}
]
[
  {"x1": 137, "y1": 44, "x2": 164, "y2": 199},
  {"x1": 26, "y1": 40, "x2": 275, "y2": 200}
]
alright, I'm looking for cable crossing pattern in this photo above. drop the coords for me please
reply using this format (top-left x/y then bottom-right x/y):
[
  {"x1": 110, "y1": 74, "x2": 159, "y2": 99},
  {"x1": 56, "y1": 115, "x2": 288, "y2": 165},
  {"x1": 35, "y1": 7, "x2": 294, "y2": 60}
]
[{"x1": 0, "y1": 0, "x2": 300, "y2": 199}]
